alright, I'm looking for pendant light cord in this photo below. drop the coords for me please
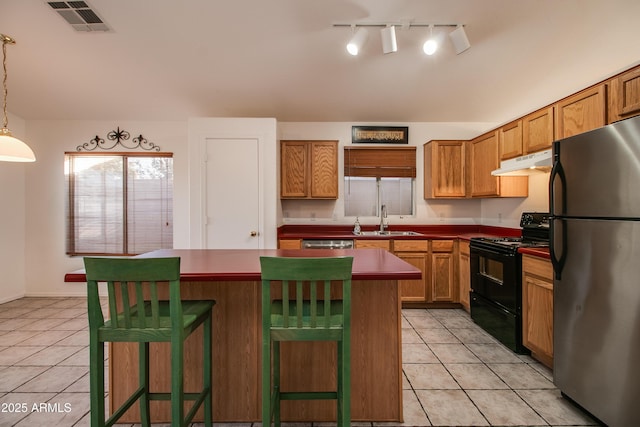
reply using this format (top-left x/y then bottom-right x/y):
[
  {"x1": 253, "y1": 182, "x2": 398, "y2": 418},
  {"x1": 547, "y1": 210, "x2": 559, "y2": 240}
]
[{"x1": 2, "y1": 36, "x2": 11, "y2": 129}]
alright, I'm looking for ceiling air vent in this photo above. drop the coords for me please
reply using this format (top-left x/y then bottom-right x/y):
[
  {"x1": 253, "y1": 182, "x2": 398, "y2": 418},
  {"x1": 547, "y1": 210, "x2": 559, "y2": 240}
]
[{"x1": 46, "y1": 1, "x2": 110, "y2": 32}]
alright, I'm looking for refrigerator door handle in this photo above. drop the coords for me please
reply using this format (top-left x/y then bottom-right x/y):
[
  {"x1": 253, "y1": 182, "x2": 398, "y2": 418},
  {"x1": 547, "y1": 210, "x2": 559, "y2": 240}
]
[
  {"x1": 549, "y1": 153, "x2": 567, "y2": 280},
  {"x1": 549, "y1": 217, "x2": 567, "y2": 280}
]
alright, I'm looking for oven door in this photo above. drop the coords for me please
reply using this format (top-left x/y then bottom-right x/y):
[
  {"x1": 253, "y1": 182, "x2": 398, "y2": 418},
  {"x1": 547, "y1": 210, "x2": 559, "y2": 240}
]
[
  {"x1": 469, "y1": 245, "x2": 520, "y2": 313},
  {"x1": 470, "y1": 292, "x2": 526, "y2": 354}
]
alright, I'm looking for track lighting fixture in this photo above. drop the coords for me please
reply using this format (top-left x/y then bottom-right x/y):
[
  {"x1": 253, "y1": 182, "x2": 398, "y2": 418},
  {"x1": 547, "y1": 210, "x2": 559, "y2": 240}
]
[
  {"x1": 346, "y1": 27, "x2": 368, "y2": 56},
  {"x1": 449, "y1": 25, "x2": 471, "y2": 54},
  {"x1": 0, "y1": 33, "x2": 35, "y2": 162},
  {"x1": 380, "y1": 25, "x2": 397, "y2": 54},
  {"x1": 422, "y1": 25, "x2": 437, "y2": 55},
  {"x1": 334, "y1": 22, "x2": 470, "y2": 57}
]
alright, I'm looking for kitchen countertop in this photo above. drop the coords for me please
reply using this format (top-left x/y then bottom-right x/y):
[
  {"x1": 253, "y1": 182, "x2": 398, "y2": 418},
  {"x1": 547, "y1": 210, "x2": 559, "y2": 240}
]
[
  {"x1": 519, "y1": 247, "x2": 551, "y2": 259},
  {"x1": 278, "y1": 224, "x2": 521, "y2": 241},
  {"x1": 65, "y1": 248, "x2": 423, "y2": 282}
]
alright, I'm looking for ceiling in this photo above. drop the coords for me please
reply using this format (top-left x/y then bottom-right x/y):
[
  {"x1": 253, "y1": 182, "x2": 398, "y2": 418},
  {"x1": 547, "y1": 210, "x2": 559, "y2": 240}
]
[{"x1": 1, "y1": 0, "x2": 640, "y2": 124}]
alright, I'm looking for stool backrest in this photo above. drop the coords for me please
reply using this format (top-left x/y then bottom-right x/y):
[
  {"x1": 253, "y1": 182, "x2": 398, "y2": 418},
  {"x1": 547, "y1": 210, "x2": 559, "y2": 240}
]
[
  {"x1": 260, "y1": 256, "x2": 353, "y2": 330},
  {"x1": 83, "y1": 257, "x2": 181, "y2": 331}
]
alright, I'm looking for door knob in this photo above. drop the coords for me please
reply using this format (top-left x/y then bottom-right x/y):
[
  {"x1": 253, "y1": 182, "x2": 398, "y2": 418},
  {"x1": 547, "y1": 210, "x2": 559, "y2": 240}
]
[{"x1": 250, "y1": 231, "x2": 258, "y2": 237}]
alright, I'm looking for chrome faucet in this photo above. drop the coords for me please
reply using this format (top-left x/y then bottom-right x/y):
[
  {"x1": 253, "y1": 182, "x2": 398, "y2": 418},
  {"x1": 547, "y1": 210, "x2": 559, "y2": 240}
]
[{"x1": 379, "y1": 204, "x2": 388, "y2": 232}]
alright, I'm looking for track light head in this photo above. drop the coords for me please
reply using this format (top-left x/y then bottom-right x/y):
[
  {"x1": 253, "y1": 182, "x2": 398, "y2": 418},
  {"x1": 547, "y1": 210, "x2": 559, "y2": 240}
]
[
  {"x1": 449, "y1": 25, "x2": 471, "y2": 54},
  {"x1": 381, "y1": 26, "x2": 397, "y2": 54},
  {"x1": 422, "y1": 25, "x2": 437, "y2": 55},
  {"x1": 346, "y1": 27, "x2": 368, "y2": 56}
]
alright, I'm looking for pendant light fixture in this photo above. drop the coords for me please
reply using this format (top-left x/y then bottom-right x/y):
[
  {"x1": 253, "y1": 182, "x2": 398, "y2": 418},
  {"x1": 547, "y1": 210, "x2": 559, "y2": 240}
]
[{"x1": 0, "y1": 34, "x2": 35, "y2": 162}]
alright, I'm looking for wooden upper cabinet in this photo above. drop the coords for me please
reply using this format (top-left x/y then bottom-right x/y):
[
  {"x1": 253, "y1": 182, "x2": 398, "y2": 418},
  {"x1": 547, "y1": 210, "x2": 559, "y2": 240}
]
[
  {"x1": 555, "y1": 84, "x2": 607, "y2": 139},
  {"x1": 499, "y1": 120, "x2": 523, "y2": 160},
  {"x1": 608, "y1": 66, "x2": 640, "y2": 123},
  {"x1": 309, "y1": 141, "x2": 339, "y2": 198},
  {"x1": 470, "y1": 131, "x2": 528, "y2": 198},
  {"x1": 423, "y1": 140, "x2": 467, "y2": 199},
  {"x1": 523, "y1": 106, "x2": 554, "y2": 153},
  {"x1": 469, "y1": 131, "x2": 500, "y2": 197},
  {"x1": 280, "y1": 140, "x2": 338, "y2": 199}
]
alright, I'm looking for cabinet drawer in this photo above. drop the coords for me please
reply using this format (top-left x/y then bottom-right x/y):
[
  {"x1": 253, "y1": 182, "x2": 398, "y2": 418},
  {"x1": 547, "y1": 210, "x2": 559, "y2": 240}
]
[
  {"x1": 394, "y1": 240, "x2": 428, "y2": 252},
  {"x1": 355, "y1": 240, "x2": 391, "y2": 250},
  {"x1": 432, "y1": 240, "x2": 454, "y2": 252},
  {"x1": 522, "y1": 255, "x2": 553, "y2": 281}
]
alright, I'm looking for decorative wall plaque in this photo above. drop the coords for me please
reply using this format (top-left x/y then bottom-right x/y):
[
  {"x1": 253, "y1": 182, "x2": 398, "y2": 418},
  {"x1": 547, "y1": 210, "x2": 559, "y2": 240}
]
[{"x1": 352, "y1": 126, "x2": 409, "y2": 144}]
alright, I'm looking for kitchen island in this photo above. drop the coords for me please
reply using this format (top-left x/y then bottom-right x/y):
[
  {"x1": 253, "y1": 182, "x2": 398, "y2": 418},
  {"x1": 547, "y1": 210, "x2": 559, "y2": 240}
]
[{"x1": 65, "y1": 248, "x2": 421, "y2": 423}]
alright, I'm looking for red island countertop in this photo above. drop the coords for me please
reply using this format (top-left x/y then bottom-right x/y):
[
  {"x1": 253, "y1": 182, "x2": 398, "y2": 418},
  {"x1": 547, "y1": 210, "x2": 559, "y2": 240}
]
[{"x1": 65, "y1": 248, "x2": 423, "y2": 282}]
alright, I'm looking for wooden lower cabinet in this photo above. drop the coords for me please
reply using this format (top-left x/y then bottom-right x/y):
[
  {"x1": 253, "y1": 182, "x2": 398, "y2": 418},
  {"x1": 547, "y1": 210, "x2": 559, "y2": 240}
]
[
  {"x1": 431, "y1": 240, "x2": 456, "y2": 302},
  {"x1": 458, "y1": 240, "x2": 470, "y2": 312},
  {"x1": 395, "y1": 239, "x2": 457, "y2": 305},
  {"x1": 522, "y1": 254, "x2": 554, "y2": 369},
  {"x1": 394, "y1": 240, "x2": 429, "y2": 302}
]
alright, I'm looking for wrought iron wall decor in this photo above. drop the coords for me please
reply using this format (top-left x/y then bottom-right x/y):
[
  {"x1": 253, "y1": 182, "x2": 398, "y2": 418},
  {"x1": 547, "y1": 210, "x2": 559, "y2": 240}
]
[{"x1": 76, "y1": 127, "x2": 161, "y2": 151}]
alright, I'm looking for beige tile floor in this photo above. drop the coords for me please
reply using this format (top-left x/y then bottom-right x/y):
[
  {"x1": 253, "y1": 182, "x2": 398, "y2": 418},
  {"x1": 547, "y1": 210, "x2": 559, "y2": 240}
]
[{"x1": 0, "y1": 297, "x2": 598, "y2": 427}]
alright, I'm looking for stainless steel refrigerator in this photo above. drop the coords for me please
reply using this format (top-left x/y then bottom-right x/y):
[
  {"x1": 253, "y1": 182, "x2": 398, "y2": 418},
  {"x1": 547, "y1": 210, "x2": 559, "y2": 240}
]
[{"x1": 550, "y1": 115, "x2": 640, "y2": 427}]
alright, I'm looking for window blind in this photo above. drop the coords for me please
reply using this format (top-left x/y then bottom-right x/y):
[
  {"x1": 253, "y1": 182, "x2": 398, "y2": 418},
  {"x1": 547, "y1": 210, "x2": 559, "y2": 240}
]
[
  {"x1": 65, "y1": 152, "x2": 173, "y2": 256},
  {"x1": 344, "y1": 146, "x2": 416, "y2": 178}
]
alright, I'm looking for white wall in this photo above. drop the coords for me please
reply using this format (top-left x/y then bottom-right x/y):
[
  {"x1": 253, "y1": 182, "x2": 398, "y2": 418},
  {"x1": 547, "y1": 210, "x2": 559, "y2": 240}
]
[
  {"x1": 24, "y1": 120, "x2": 188, "y2": 297},
  {"x1": 0, "y1": 113, "x2": 28, "y2": 303},
  {"x1": 277, "y1": 122, "x2": 549, "y2": 228},
  {"x1": 481, "y1": 173, "x2": 550, "y2": 228},
  {"x1": 10, "y1": 118, "x2": 549, "y2": 300}
]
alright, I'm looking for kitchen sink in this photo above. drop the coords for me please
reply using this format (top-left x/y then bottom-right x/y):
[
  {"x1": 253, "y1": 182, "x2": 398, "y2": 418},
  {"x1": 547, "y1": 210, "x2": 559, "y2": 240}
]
[{"x1": 355, "y1": 230, "x2": 423, "y2": 236}]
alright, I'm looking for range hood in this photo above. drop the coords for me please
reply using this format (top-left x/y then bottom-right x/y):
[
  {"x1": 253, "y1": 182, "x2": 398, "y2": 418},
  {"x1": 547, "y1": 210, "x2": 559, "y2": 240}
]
[{"x1": 491, "y1": 149, "x2": 552, "y2": 176}]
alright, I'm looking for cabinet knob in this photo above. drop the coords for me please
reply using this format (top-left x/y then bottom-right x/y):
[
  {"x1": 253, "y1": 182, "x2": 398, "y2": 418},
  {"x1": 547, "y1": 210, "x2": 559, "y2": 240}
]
[{"x1": 250, "y1": 231, "x2": 258, "y2": 237}]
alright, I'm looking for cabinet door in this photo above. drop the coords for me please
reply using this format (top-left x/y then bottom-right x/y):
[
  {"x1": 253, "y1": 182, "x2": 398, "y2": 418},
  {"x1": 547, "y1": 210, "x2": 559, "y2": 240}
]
[
  {"x1": 523, "y1": 106, "x2": 554, "y2": 154},
  {"x1": 458, "y1": 240, "x2": 470, "y2": 312},
  {"x1": 499, "y1": 120, "x2": 523, "y2": 160},
  {"x1": 555, "y1": 84, "x2": 607, "y2": 139},
  {"x1": 424, "y1": 140, "x2": 466, "y2": 198},
  {"x1": 397, "y1": 252, "x2": 428, "y2": 302},
  {"x1": 431, "y1": 240, "x2": 456, "y2": 302},
  {"x1": 281, "y1": 141, "x2": 308, "y2": 198},
  {"x1": 310, "y1": 141, "x2": 338, "y2": 199},
  {"x1": 469, "y1": 131, "x2": 500, "y2": 197},
  {"x1": 609, "y1": 67, "x2": 640, "y2": 122},
  {"x1": 522, "y1": 255, "x2": 554, "y2": 368}
]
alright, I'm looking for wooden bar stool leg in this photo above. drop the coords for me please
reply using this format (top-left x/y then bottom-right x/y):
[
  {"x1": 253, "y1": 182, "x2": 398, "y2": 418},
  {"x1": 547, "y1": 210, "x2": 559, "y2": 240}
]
[
  {"x1": 204, "y1": 314, "x2": 213, "y2": 426},
  {"x1": 139, "y1": 342, "x2": 151, "y2": 427},
  {"x1": 171, "y1": 336, "x2": 185, "y2": 427},
  {"x1": 273, "y1": 340, "x2": 281, "y2": 427},
  {"x1": 89, "y1": 333, "x2": 105, "y2": 427}
]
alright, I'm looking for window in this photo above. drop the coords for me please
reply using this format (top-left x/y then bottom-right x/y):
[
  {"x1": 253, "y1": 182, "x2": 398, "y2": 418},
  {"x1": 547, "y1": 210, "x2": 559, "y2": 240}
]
[
  {"x1": 65, "y1": 153, "x2": 173, "y2": 256},
  {"x1": 344, "y1": 177, "x2": 414, "y2": 217},
  {"x1": 343, "y1": 146, "x2": 416, "y2": 217}
]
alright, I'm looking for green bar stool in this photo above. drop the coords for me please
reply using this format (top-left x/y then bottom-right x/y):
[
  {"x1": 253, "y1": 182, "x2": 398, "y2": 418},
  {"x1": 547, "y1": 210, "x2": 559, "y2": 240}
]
[
  {"x1": 260, "y1": 256, "x2": 353, "y2": 427},
  {"x1": 84, "y1": 257, "x2": 215, "y2": 427}
]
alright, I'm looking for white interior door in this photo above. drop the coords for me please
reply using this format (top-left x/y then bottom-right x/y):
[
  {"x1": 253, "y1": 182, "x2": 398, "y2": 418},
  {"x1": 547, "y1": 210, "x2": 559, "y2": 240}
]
[{"x1": 204, "y1": 138, "x2": 261, "y2": 249}]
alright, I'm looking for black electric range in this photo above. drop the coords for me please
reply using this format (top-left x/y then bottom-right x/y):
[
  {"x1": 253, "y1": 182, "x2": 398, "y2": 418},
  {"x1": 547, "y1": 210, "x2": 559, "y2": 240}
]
[{"x1": 468, "y1": 212, "x2": 549, "y2": 353}]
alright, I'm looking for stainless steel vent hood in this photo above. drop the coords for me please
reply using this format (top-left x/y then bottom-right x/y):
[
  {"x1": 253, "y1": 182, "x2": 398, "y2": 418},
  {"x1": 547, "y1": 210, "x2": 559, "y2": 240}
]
[{"x1": 491, "y1": 149, "x2": 552, "y2": 176}]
